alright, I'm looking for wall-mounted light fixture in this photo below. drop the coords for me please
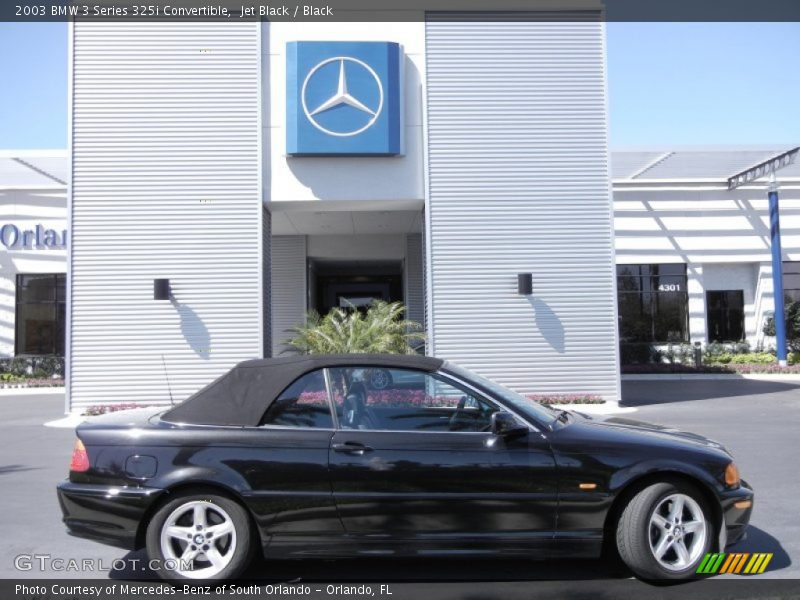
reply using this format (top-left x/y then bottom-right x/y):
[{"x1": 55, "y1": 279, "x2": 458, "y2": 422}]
[
  {"x1": 154, "y1": 278, "x2": 171, "y2": 301},
  {"x1": 517, "y1": 273, "x2": 533, "y2": 296}
]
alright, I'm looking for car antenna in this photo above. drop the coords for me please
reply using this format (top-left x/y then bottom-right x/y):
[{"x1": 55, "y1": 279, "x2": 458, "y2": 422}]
[{"x1": 161, "y1": 354, "x2": 175, "y2": 406}]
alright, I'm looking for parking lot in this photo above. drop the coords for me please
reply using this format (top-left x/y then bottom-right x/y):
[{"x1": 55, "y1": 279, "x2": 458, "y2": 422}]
[{"x1": 0, "y1": 379, "x2": 798, "y2": 598}]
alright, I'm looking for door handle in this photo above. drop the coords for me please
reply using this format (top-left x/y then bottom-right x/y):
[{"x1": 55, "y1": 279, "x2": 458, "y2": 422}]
[{"x1": 332, "y1": 442, "x2": 373, "y2": 455}]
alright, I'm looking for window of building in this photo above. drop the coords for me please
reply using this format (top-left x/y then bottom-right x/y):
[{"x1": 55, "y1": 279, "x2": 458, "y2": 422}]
[
  {"x1": 327, "y1": 367, "x2": 498, "y2": 432},
  {"x1": 706, "y1": 290, "x2": 745, "y2": 342},
  {"x1": 260, "y1": 369, "x2": 333, "y2": 429},
  {"x1": 784, "y1": 262, "x2": 800, "y2": 304},
  {"x1": 15, "y1": 274, "x2": 65, "y2": 356},
  {"x1": 616, "y1": 264, "x2": 689, "y2": 343}
]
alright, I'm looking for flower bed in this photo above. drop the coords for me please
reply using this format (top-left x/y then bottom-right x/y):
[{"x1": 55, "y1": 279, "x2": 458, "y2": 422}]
[
  {"x1": 726, "y1": 363, "x2": 800, "y2": 374},
  {"x1": 622, "y1": 364, "x2": 733, "y2": 374},
  {"x1": 82, "y1": 403, "x2": 155, "y2": 416},
  {"x1": 622, "y1": 363, "x2": 800, "y2": 375},
  {"x1": 526, "y1": 394, "x2": 605, "y2": 405},
  {"x1": 0, "y1": 377, "x2": 65, "y2": 389}
]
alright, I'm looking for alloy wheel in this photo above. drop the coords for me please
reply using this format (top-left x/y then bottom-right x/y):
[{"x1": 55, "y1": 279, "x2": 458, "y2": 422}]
[
  {"x1": 159, "y1": 500, "x2": 237, "y2": 579},
  {"x1": 648, "y1": 493, "x2": 707, "y2": 571}
]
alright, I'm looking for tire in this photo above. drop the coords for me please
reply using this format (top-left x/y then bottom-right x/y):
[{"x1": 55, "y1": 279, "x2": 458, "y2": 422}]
[
  {"x1": 145, "y1": 490, "x2": 254, "y2": 581},
  {"x1": 368, "y1": 368, "x2": 392, "y2": 390},
  {"x1": 616, "y1": 480, "x2": 714, "y2": 581}
]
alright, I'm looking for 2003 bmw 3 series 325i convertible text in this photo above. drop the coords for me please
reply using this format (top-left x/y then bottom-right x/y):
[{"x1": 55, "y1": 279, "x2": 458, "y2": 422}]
[{"x1": 57, "y1": 354, "x2": 753, "y2": 582}]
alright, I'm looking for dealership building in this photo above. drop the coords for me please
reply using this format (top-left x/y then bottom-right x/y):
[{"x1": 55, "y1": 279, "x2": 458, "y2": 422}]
[
  {"x1": 0, "y1": 151, "x2": 68, "y2": 358},
  {"x1": 4, "y1": 16, "x2": 800, "y2": 413}
]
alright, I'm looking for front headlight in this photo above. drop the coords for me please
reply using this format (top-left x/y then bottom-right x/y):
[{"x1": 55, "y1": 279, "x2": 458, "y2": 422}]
[{"x1": 724, "y1": 462, "x2": 741, "y2": 488}]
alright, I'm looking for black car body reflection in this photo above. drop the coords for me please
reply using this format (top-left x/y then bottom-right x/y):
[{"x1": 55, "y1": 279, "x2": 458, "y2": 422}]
[{"x1": 57, "y1": 354, "x2": 753, "y2": 581}]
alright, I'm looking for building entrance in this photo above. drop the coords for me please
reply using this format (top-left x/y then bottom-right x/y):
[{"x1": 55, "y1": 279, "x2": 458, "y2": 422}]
[{"x1": 308, "y1": 259, "x2": 403, "y2": 315}]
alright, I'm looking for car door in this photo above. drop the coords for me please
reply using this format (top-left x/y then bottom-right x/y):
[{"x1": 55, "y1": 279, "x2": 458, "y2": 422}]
[
  {"x1": 326, "y1": 366, "x2": 558, "y2": 546},
  {"x1": 232, "y1": 369, "x2": 343, "y2": 537}
]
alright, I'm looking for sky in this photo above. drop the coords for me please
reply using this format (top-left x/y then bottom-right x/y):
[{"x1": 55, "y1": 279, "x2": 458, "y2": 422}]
[{"x1": 1, "y1": 21, "x2": 799, "y2": 150}]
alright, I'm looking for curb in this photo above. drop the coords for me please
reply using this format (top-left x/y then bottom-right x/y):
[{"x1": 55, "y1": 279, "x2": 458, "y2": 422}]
[
  {"x1": 0, "y1": 386, "x2": 65, "y2": 396},
  {"x1": 44, "y1": 413, "x2": 85, "y2": 428},
  {"x1": 554, "y1": 402, "x2": 637, "y2": 415}
]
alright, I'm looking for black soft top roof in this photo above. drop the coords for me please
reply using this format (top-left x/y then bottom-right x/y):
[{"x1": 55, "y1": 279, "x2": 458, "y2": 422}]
[{"x1": 161, "y1": 353, "x2": 444, "y2": 426}]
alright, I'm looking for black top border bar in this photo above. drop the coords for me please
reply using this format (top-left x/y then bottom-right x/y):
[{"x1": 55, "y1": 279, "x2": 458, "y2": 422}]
[{"x1": 4, "y1": 0, "x2": 800, "y2": 22}]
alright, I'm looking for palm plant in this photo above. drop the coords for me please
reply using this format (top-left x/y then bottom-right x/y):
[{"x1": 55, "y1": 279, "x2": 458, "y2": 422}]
[{"x1": 284, "y1": 300, "x2": 426, "y2": 355}]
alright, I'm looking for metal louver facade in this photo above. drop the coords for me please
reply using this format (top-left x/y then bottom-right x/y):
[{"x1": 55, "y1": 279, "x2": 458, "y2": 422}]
[
  {"x1": 68, "y1": 23, "x2": 263, "y2": 409},
  {"x1": 270, "y1": 235, "x2": 307, "y2": 356},
  {"x1": 405, "y1": 232, "x2": 425, "y2": 327},
  {"x1": 424, "y1": 13, "x2": 620, "y2": 400}
]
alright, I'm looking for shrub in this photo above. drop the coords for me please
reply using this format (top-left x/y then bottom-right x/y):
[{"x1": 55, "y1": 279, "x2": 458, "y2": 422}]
[
  {"x1": 619, "y1": 343, "x2": 661, "y2": 365},
  {"x1": 622, "y1": 363, "x2": 734, "y2": 374},
  {"x1": 729, "y1": 363, "x2": 800, "y2": 374},
  {"x1": 704, "y1": 341, "x2": 753, "y2": 361},
  {"x1": 710, "y1": 352, "x2": 775, "y2": 365},
  {"x1": 712, "y1": 353, "x2": 733, "y2": 364},
  {"x1": 763, "y1": 300, "x2": 800, "y2": 352},
  {"x1": 284, "y1": 300, "x2": 425, "y2": 355},
  {"x1": 0, "y1": 356, "x2": 64, "y2": 378},
  {"x1": 728, "y1": 353, "x2": 776, "y2": 364},
  {"x1": 622, "y1": 362, "x2": 800, "y2": 375}
]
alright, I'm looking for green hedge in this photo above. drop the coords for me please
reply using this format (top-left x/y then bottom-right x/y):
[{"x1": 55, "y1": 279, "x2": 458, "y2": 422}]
[
  {"x1": 0, "y1": 356, "x2": 64, "y2": 379},
  {"x1": 711, "y1": 352, "x2": 776, "y2": 365}
]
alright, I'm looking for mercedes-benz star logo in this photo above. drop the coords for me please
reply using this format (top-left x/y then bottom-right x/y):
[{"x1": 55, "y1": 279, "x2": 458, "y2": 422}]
[{"x1": 301, "y1": 56, "x2": 384, "y2": 137}]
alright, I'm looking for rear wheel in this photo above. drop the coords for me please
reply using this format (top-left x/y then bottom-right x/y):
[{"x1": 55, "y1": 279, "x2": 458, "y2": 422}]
[
  {"x1": 616, "y1": 481, "x2": 713, "y2": 581},
  {"x1": 146, "y1": 490, "x2": 253, "y2": 580}
]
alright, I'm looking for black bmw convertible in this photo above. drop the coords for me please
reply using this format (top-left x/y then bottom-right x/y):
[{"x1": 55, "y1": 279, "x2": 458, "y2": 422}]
[{"x1": 57, "y1": 354, "x2": 753, "y2": 582}]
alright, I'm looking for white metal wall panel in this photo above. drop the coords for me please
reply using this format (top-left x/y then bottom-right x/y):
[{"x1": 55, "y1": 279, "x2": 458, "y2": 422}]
[
  {"x1": 69, "y1": 23, "x2": 262, "y2": 409},
  {"x1": 405, "y1": 232, "x2": 425, "y2": 327},
  {"x1": 270, "y1": 235, "x2": 307, "y2": 356},
  {"x1": 425, "y1": 14, "x2": 620, "y2": 400},
  {"x1": 263, "y1": 207, "x2": 272, "y2": 356}
]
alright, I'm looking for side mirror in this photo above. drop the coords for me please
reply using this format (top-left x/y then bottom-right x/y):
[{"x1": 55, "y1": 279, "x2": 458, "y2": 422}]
[{"x1": 491, "y1": 412, "x2": 528, "y2": 440}]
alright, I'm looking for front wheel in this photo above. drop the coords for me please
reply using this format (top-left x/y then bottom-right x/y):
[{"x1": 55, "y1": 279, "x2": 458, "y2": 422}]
[
  {"x1": 145, "y1": 491, "x2": 253, "y2": 580},
  {"x1": 616, "y1": 481, "x2": 713, "y2": 581}
]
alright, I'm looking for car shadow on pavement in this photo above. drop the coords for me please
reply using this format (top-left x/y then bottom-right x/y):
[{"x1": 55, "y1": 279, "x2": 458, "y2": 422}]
[
  {"x1": 0, "y1": 463, "x2": 40, "y2": 475},
  {"x1": 621, "y1": 379, "x2": 800, "y2": 407},
  {"x1": 724, "y1": 525, "x2": 791, "y2": 574},
  {"x1": 108, "y1": 526, "x2": 790, "y2": 582},
  {"x1": 109, "y1": 550, "x2": 625, "y2": 582}
]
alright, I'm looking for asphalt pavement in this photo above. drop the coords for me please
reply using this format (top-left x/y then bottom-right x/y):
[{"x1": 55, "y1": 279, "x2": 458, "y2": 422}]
[{"x1": 0, "y1": 380, "x2": 798, "y2": 599}]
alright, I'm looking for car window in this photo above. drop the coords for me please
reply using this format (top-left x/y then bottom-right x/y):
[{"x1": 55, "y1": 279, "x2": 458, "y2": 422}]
[
  {"x1": 260, "y1": 369, "x2": 333, "y2": 429},
  {"x1": 327, "y1": 367, "x2": 498, "y2": 432},
  {"x1": 442, "y1": 361, "x2": 557, "y2": 425}
]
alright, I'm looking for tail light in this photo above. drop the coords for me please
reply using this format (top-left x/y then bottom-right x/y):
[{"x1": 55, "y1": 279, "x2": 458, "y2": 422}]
[{"x1": 69, "y1": 438, "x2": 90, "y2": 473}]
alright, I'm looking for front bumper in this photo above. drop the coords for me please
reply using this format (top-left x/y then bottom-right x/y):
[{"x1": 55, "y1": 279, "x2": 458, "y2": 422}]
[
  {"x1": 719, "y1": 478, "x2": 754, "y2": 548},
  {"x1": 57, "y1": 480, "x2": 164, "y2": 550}
]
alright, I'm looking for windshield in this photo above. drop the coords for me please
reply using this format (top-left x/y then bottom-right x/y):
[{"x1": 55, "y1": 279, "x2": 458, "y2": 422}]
[{"x1": 442, "y1": 362, "x2": 558, "y2": 425}]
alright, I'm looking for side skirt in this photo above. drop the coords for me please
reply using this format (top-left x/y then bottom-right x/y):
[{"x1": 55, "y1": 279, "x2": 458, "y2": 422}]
[{"x1": 262, "y1": 533, "x2": 603, "y2": 560}]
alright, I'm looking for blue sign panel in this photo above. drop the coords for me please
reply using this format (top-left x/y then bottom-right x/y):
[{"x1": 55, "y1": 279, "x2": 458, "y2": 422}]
[{"x1": 286, "y1": 41, "x2": 402, "y2": 156}]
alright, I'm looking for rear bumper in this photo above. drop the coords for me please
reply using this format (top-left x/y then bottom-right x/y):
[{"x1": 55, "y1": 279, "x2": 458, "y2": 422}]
[
  {"x1": 719, "y1": 478, "x2": 754, "y2": 548},
  {"x1": 57, "y1": 480, "x2": 164, "y2": 550}
]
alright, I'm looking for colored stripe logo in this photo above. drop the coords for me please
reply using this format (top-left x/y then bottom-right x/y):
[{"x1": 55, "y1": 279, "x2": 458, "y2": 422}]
[{"x1": 696, "y1": 553, "x2": 772, "y2": 574}]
